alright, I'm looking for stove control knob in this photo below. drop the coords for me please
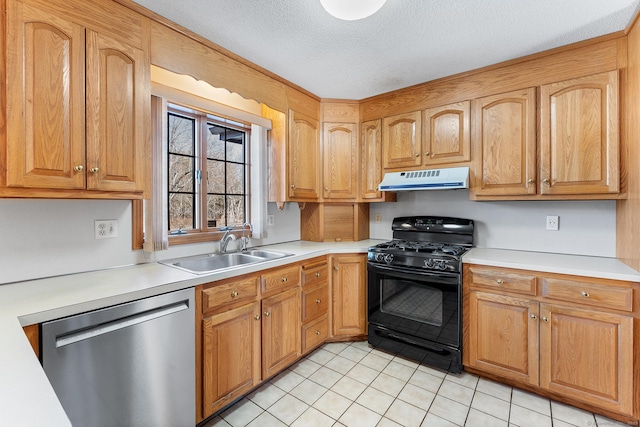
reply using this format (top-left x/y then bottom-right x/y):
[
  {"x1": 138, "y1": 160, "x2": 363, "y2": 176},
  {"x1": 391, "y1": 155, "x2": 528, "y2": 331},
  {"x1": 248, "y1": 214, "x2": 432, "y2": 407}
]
[
  {"x1": 434, "y1": 260, "x2": 447, "y2": 270},
  {"x1": 375, "y1": 253, "x2": 385, "y2": 262},
  {"x1": 383, "y1": 254, "x2": 394, "y2": 264},
  {"x1": 424, "y1": 259, "x2": 435, "y2": 269}
]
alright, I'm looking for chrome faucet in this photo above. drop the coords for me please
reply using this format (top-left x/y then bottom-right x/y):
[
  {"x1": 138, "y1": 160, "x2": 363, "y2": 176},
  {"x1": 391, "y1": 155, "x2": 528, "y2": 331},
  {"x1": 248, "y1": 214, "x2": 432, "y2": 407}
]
[
  {"x1": 219, "y1": 226, "x2": 237, "y2": 253},
  {"x1": 241, "y1": 222, "x2": 253, "y2": 251}
]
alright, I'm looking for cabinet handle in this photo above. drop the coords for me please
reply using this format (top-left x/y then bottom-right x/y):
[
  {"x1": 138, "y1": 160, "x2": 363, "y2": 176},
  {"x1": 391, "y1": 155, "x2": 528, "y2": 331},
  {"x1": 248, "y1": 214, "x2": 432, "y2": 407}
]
[
  {"x1": 324, "y1": 187, "x2": 329, "y2": 192},
  {"x1": 264, "y1": 311, "x2": 271, "y2": 317},
  {"x1": 527, "y1": 178, "x2": 534, "y2": 184},
  {"x1": 315, "y1": 330, "x2": 321, "y2": 335},
  {"x1": 542, "y1": 178, "x2": 550, "y2": 183},
  {"x1": 291, "y1": 184, "x2": 296, "y2": 189},
  {"x1": 254, "y1": 315, "x2": 261, "y2": 320},
  {"x1": 90, "y1": 167, "x2": 99, "y2": 173},
  {"x1": 334, "y1": 266, "x2": 339, "y2": 271},
  {"x1": 530, "y1": 314, "x2": 537, "y2": 319},
  {"x1": 74, "y1": 165, "x2": 84, "y2": 172},
  {"x1": 581, "y1": 291, "x2": 590, "y2": 297},
  {"x1": 281, "y1": 277, "x2": 287, "y2": 282},
  {"x1": 315, "y1": 272, "x2": 321, "y2": 278},
  {"x1": 415, "y1": 153, "x2": 420, "y2": 157},
  {"x1": 230, "y1": 291, "x2": 238, "y2": 298},
  {"x1": 542, "y1": 316, "x2": 549, "y2": 322},
  {"x1": 424, "y1": 151, "x2": 430, "y2": 156},
  {"x1": 496, "y1": 279, "x2": 504, "y2": 285},
  {"x1": 316, "y1": 299, "x2": 321, "y2": 304}
]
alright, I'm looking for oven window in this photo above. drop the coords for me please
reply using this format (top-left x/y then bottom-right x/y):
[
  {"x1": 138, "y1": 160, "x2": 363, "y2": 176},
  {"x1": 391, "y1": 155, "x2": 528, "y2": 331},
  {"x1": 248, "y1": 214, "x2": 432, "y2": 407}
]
[{"x1": 380, "y1": 277, "x2": 443, "y2": 327}]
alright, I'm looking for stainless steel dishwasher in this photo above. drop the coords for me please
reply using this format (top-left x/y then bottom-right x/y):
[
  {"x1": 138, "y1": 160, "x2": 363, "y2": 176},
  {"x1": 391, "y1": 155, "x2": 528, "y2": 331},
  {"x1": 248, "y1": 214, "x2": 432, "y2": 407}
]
[{"x1": 42, "y1": 288, "x2": 195, "y2": 427}]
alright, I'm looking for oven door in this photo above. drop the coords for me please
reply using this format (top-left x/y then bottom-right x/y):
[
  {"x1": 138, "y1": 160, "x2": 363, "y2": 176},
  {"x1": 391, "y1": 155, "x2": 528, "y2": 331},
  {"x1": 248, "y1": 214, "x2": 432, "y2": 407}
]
[{"x1": 367, "y1": 262, "x2": 461, "y2": 349}]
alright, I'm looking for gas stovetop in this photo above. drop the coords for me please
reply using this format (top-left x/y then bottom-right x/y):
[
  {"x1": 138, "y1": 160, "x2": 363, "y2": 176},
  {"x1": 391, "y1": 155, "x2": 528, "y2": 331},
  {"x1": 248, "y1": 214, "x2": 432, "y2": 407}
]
[{"x1": 371, "y1": 240, "x2": 468, "y2": 257}]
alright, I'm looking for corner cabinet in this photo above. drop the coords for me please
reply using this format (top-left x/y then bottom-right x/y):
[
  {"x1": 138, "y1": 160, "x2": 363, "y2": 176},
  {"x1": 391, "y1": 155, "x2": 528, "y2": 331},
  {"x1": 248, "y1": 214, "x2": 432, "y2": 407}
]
[
  {"x1": 4, "y1": 0, "x2": 150, "y2": 197},
  {"x1": 331, "y1": 254, "x2": 367, "y2": 337},
  {"x1": 289, "y1": 109, "x2": 321, "y2": 200}
]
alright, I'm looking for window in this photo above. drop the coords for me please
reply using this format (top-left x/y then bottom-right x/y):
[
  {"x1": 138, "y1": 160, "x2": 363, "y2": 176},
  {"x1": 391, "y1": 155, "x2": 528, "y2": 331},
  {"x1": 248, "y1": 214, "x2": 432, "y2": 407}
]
[{"x1": 167, "y1": 104, "x2": 249, "y2": 236}]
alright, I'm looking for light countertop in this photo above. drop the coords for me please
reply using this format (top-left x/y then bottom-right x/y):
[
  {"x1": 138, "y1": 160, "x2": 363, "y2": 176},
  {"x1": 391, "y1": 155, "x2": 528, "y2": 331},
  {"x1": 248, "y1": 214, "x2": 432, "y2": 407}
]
[{"x1": 2, "y1": 241, "x2": 640, "y2": 426}]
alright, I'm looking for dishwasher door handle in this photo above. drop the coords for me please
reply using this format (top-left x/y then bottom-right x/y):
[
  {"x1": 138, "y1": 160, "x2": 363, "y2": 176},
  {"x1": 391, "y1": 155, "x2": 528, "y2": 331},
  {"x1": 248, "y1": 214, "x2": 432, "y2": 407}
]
[{"x1": 56, "y1": 301, "x2": 189, "y2": 348}]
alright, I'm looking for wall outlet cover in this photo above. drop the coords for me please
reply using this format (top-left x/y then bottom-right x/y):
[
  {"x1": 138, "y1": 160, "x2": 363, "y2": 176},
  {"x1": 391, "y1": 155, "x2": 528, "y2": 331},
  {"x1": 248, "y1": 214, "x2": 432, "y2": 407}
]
[{"x1": 95, "y1": 220, "x2": 118, "y2": 239}]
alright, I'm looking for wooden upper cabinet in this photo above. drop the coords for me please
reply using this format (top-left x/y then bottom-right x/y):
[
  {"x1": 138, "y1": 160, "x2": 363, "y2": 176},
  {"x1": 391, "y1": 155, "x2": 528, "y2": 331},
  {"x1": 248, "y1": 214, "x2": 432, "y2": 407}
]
[
  {"x1": 6, "y1": 1, "x2": 86, "y2": 189},
  {"x1": 323, "y1": 123, "x2": 357, "y2": 199},
  {"x1": 423, "y1": 101, "x2": 471, "y2": 165},
  {"x1": 382, "y1": 111, "x2": 422, "y2": 169},
  {"x1": 360, "y1": 119, "x2": 383, "y2": 199},
  {"x1": 539, "y1": 71, "x2": 619, "y2": 195},
  {"x1": 288, "y1": 109, "x2": 320, "y2": 200},
  {"x1": 85, "y1": 30, "x2": 149, "y2": 192},
  {"x1": 4, "y1": 0, "x2": 149, "y2": 197},
  {"x1": 473, "y1": 88, "x2": 537, "y2": 196}
]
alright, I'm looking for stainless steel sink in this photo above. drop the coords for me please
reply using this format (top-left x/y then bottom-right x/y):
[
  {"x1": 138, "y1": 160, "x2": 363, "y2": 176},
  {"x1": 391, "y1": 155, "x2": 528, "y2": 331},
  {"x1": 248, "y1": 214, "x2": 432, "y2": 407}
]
[{"x1": 161, "y1": 249, "x2": 292, "y2": 274}]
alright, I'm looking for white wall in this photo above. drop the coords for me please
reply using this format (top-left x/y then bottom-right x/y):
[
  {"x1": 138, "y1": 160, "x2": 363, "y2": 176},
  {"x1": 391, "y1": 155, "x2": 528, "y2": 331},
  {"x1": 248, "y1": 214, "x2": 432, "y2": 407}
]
[
  {"x1": 369, "y1": 190, "x2": 616, "y2": 257},
  {"x1": 0, "y1": 199, "x2": 300, "y2": 285}
]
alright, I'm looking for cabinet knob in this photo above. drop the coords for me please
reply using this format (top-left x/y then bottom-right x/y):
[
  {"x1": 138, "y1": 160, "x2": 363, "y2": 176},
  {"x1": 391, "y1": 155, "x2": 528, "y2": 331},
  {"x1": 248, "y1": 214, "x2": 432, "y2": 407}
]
[
  {"x1": 315, "y1": 330, "x2": 321, "y2": 335},
  {"x1": 334, "y1": 266, "x2": 339, "y2": 271},
  {"x1": 543, "y1": 178, "x2": 550, "y2": 183},
  {"x1": 530, "y1": 314, "x2": 537, "y2": 319},
  {"x1": 496, "y1": 279, "x2": 504, "y2": 285},
  {"x1": 230, "y1": 291, "x2": 238, "y2": 298},
  {"x1": 254, "y1": 315, "x2": 261, "y2": 321},
  {"x1": 415, "y1": 153, "x2": 420, "y2": 157},
  {"x1": 281, "y1": 277, "x2": 288, "y2": 282},
  {"x1": 315, "y1": 272, "x2": 321, "y2": 278},
  {"x1": 316, "y1": 299, "x2": 321, "y2": 304},
  {"x1": 90, "y1": 167, "x2": 99, "y2": 174},
  {"x1": 74, "y1": 165, "x2": 84, "y2": 172},
  {"x1": 527, "y1": 178, "x2": 534, "y2": 184},
  {"x1": 324, "y1": 187, "x2": 329, "y2": 192},
  {"x1": 424, "y1": 151, "x2": 430, "y2": 156},
  {"x1": 542, "y1": 316, "x2": 549, "y2": 322},
  {"x1": 581, "y1": 291, "x2": 590, "y2": 297},
  {"x1": 291, "y1": 184, "x2": 296, "y2": 189},
  {"x1": 264, "y1": 311, "x2": 271, "y2": 317}
]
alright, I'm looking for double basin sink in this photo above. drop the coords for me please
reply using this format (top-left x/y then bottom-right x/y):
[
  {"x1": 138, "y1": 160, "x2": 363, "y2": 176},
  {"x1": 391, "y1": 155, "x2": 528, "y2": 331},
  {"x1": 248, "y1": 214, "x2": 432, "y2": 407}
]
[{"x1": 161, "y1": 249, "x2": 293, "y2": 274}]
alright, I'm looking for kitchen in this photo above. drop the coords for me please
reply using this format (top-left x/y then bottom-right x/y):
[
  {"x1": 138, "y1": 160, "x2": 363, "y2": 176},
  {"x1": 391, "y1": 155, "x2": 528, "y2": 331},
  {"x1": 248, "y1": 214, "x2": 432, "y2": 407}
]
[{"x1": 2, "y1": 0, "x2": 640, "y2": 426}]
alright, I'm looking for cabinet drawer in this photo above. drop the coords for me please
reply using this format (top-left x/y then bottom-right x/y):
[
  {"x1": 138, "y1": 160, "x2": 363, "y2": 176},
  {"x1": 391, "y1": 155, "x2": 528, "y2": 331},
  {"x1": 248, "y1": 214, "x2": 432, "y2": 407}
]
[
  {"x1": 302, "y1": 284, "x2": 329, "y2": 323},
  {"x1": 469, "y1": 267, "x2": 537, "y2": 295},
  {"x1": 202, "y1": 276, "x2": 259, "y2": 313},
  {"x1": 302, "y1": 315, "x2": 329, "y2": 354},
  {"x1": 262, "y1": 265, "x2": 301, "y2": 295},
  {"x1": 541, "y1": 278, "x2": 633, "y2": 312},
  {"x1": 303, "y1": 262, "x2": 329, "y2": 288}
]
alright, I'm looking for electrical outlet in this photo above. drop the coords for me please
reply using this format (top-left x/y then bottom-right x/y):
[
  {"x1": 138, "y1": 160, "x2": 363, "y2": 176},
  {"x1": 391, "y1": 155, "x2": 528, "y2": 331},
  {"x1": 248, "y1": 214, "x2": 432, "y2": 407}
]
[
  {"x1": 266, "y1": 215, "x2": 275, "y2": 226},
  {"x1": 546, "y1": 215, "x2": 559, "y2": 231},
  {"x1": 95, "y1": 220, "x2": 118, "y2": 239},
  {"x1": 374, "y1": 213, "x2": 382, "y2": 223}
]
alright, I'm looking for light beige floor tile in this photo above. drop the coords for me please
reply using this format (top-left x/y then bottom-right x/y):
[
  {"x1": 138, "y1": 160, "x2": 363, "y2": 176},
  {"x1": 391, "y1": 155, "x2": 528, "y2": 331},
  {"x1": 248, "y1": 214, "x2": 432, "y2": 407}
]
[
  {"x1": 382, "y1": 360, "x2": 416, "y2": 382},
  {"x1": 471, "y1": 390, "x2": 510, "y2": 421},
  {"x1": 350, "y1": 340, "x2": 373, "y2": 352},
  {"x1": 355, "y1": 387, "x2": 395, "y2": 415},
  {"x1": 247, "y1": 382, "x2": 287, "y2": 409},
  {"x1": 392, "y1": 355, "x2": 421, "y2": 369},
  {"x1": 370, "y1": 373, "x2": 406, "y2": 397},
  {"x1": 325, "y1": 355, "x2": 357, "y2": 375},
  {"x1": 397, "y1": 383, "x2": 436, "y2": 411},
  {"x1": 346, "y1": 364, "x2": 380, "y2": 385},
  {"x1": 266, "y1": 394, "x2": 309, "y2": 425},
  {"x1": 511, "y1": 388, "x2": 550, "y2": 416},
  {"x1": 421, "y1": 413, "x2": 459, "y2": 427},
  {"x1": 331, "y1": 375, "x2": 368, "y2": 400},
  {"x1": 359, "y1": 353, "x2": 392, "y2": 372},
  {"x1": 290, "y1": 379, "x2": 328, "y2": 405},
  {"x1": 312, "y1": 390, "x2": 352, "y2": 420},
  {"x1": 550, "y1": 401, "x2": 596, "y2": 427},
  {"x1": 308, "y1": 348, "x2": 338, "y2": 365},
  {"x1": 291, "y1": 407, "x2": 335, "y2": 427},
  {"x1": 438, "y1": 379, "x2": 475, "y2": 406},
  {"x1": 509, "y1": 404, "x2": 552, "y2": 427},
  {"x1": 221, "y1": 398, "x2": 264, "y2": 427},
  {"x1": 338, "y1": 402, "x2": 383, "y2": 427},
  {"x1": 408, "y1": 369, "x2": 444, "y2": 393},
  {"x1": 464, "y1": 408, "x2": 508, "y2": 427},
  {"x1": 270, "y1": 370, "x2": 305, "y2": 392},
  {"x1": 428, "y1": 395, "x2": 470, "y2": 426},
  {"x1": 339, "y1": 346, "x2": 370, "y2": 363},
  {"x1": 370, "y1": 348, "x2": 395, "y2": 360},
  {"x1": 417, "y1": 364, "x2": 447, "y2": 379},
  {"x1": 309, "y1": 366, "x2": 344, "y2": 389},
  {"x1": 445, "y1": 371, "x2": 479, "y2": 390},
  {"x1": 202, "y1": 416, "x2": 231, "y2": 427},
  {"x1": 246, "y1": 411, "x2": 287, "y2": 427},
  {"x1": 290, "y1": 358, "x2": 322, "y2": 378},
  {"x1": 376, "y1": 417, "x2": 403, "y2": 427},
  {"x1": 475, "y1": 377, "x2": 512, "y2": 402},
  {"x1": 385, "y1": 398, "x2": 427, "y2": 427},
  {"x1": 553, "y1": 420, "x2": 579, "y2": 427},
  {"x1": 322, "y1": 342, "x2": 350, "y2": 354}
]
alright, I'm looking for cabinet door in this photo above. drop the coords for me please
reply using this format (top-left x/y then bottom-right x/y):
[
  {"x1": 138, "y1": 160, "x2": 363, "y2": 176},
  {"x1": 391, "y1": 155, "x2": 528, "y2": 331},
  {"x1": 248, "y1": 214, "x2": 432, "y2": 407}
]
[
  {"x1": 473, "y1": 88, "x2": 536, "y2": 196},
  {"x1": 332, "y1": 254, "x2": 367, "y2": 337},
  {"x1": 262, "y1": 287, "x2": 301, "y2": 378},
  {"x1": 539, "y1": 303, "x2": 633, "y2": 415},
  {"x1": 423, "y1": 101, "x2": 470, "y2": 165},
  {"x1": 360, "y1": 119, "x2": 384, "y2": 199},
  {"x1": 468, "y1": 291, "x2": 539, "y2": 386},
  {"x1": 288, "y1": 109, "x2": 320, "y2": 200},
  {"x1": 6, "y1": 1, "x2": 86, "y2": 189},
  {"x1": 382, "y1": 111, "x2": 422, "y2": 169},
  {"x1": 323, "y1": 123, "x2": 357, "y2": 199},
  {"x1": 202, "y1": 302, "x2": 261, "y2": 418},
  {"x1": 85, "y1": 29, "x2": 149, "y2": 192},
  {"x1": 539, "y1": 71, "x2": 619, "y2": 195}
]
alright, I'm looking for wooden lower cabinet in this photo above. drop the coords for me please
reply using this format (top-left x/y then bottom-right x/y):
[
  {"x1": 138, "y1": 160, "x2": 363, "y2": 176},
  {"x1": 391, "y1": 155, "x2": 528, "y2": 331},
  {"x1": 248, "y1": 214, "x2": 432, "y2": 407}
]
[
  {"x1": 331, "y1": 254, "x2": 367, "y2": 337},
  {"x1": 262, "y1": 286, "x2": 301, "y2": 378},
  {"x1": 201, "y1": 301, "x2": 261, "y2": 418},
  {"x1": 465, "y1": 265, "x2": 636, "y2": 419}
]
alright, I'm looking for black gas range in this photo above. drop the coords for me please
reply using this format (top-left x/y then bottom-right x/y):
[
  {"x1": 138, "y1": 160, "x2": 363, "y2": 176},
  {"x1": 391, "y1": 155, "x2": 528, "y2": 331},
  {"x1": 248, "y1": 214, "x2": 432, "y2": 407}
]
[{"x1": 367, "y1": 216, "x2": 474, "y2": 373}]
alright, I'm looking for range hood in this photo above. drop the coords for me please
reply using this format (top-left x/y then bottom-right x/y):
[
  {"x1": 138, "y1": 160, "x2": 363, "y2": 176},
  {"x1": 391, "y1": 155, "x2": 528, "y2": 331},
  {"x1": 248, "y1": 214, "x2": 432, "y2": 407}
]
[{"x1": 378, "y1": 166, "x2": 469, "y2": 191}]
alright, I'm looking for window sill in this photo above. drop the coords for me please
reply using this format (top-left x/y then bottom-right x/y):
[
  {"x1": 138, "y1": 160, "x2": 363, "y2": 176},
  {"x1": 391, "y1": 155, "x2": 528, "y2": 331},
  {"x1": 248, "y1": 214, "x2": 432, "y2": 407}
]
[{"x1": 168, "y1": 228, "x2": 247, "y2": 246}]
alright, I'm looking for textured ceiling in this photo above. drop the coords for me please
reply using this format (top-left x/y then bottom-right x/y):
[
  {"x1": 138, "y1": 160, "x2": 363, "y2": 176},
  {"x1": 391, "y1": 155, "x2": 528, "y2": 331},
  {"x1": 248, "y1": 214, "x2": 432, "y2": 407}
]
[{"x1": 133, "y1": 0, "x2": 640, "y2": 100}]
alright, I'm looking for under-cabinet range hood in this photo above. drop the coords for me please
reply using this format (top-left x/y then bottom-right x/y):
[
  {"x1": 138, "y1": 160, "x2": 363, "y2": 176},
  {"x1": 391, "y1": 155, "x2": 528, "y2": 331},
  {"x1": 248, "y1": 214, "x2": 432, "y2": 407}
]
[{"x1": 378, "y1": 166, "x2": 469, "y2": 191}]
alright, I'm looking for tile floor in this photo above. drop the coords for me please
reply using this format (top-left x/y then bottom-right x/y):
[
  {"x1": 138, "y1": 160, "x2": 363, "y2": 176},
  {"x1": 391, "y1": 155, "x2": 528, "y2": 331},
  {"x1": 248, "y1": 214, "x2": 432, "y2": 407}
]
[{"x1": 203, "y1": 341, "x2": 629, "y2": 427}]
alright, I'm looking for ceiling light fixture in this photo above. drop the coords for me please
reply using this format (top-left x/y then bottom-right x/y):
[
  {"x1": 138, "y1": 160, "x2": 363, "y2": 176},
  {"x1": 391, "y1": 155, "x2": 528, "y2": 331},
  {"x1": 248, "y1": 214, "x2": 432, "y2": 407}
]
[{"x1": 320, "y1": 0, "x2": 387, "y2": 21}]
